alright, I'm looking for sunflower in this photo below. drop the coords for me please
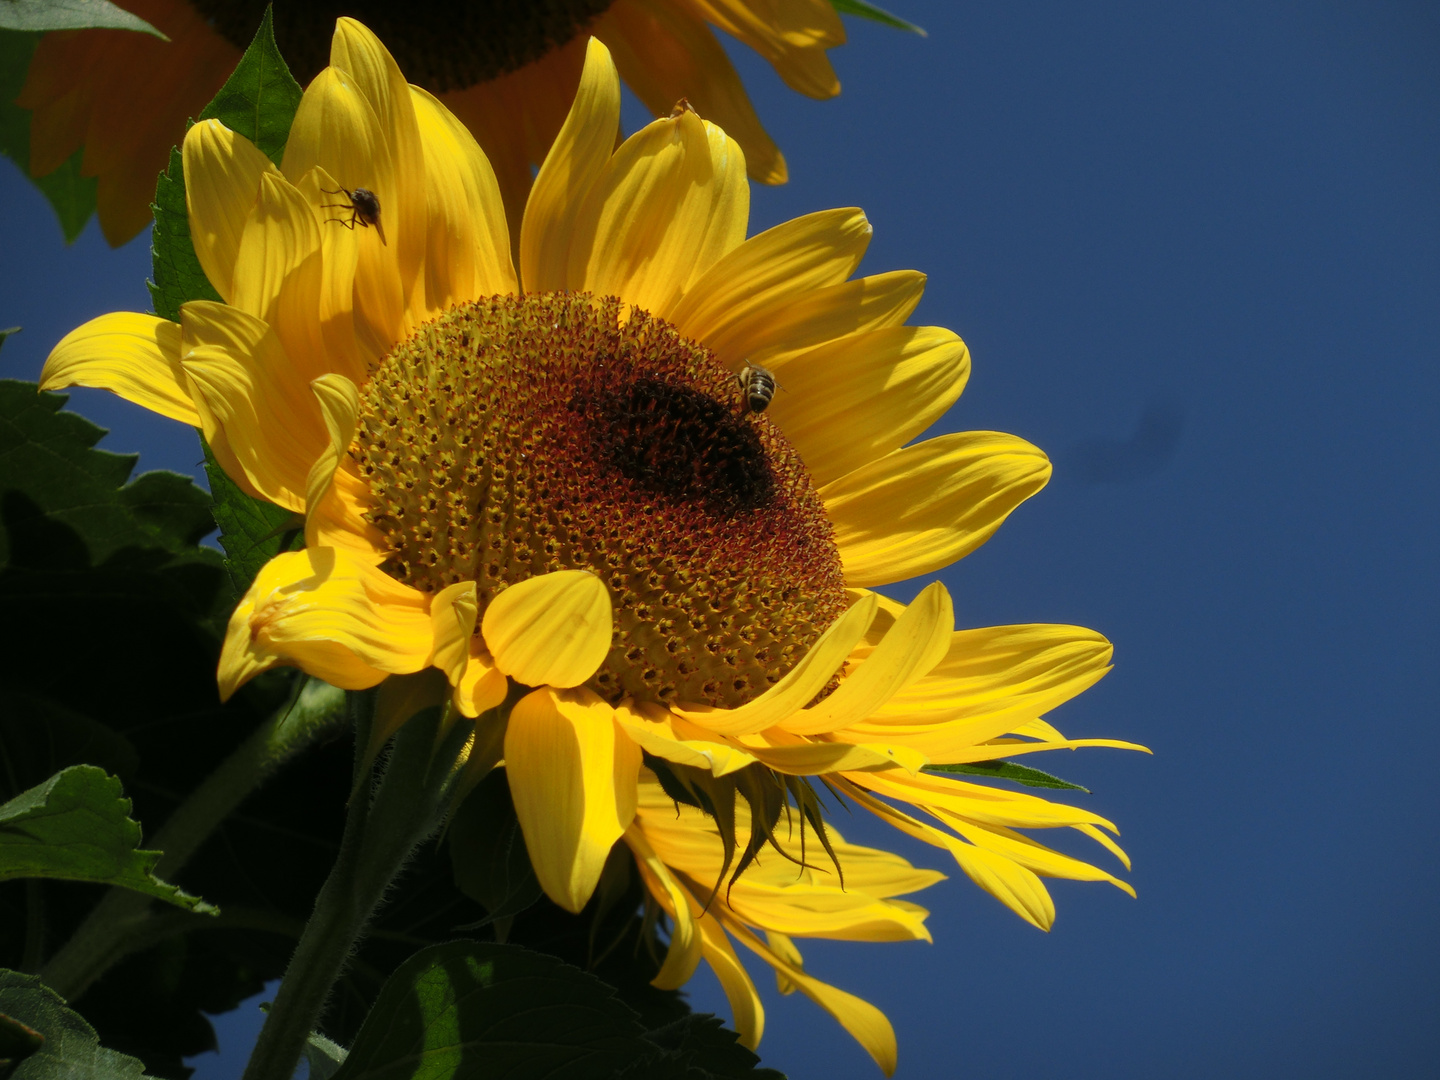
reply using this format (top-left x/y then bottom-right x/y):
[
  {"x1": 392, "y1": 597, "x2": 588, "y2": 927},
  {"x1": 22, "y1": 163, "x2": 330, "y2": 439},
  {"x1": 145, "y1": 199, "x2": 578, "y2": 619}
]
[
  {"x1": 625, "y1": 769, "x2": 942, "y2": 1074},
  {"x1": 41, "y1": 20, "x2": 1145, "y2": 1065},
  {"x1": 16, "y1": 0, "x2": 843, "y2": 245}
]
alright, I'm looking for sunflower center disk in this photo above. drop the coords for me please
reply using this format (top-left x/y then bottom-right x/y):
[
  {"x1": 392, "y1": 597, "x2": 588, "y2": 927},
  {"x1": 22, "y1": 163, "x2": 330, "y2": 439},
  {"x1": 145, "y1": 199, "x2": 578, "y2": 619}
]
[
  {"x1": 190, "y1": 0, "x2": 616, "y2": 90},
  {"x1": 354, "y1": 293, "x2": 848, "y2": 708}
]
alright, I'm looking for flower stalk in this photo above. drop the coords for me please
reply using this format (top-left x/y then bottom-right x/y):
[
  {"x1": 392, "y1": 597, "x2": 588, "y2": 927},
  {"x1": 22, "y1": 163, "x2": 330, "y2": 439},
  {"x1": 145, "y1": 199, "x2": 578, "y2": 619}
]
[{"x1": 240, "y1": 689, "x2": 474, "y2": 1080}]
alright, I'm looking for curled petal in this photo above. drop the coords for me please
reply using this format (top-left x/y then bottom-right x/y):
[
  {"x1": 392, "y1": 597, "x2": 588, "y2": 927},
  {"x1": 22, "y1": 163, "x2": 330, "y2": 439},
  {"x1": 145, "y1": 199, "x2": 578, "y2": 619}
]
[
  {"x1": 673, "y1": 592, "x2": 876, "y2": 735},
  {"x1": 304, "y1": 373, "x2": 360, "y2": 547},
  {"x1": 184, "y1": 119, "x2": 277, "y2": 303},
  {"x1": 614, "y1": 700, "x2": 757, "y2": 776},
  {"x1": 624, "y1": 825, "x2": 704, "y2": 989},
  {"x1": 218, "y1": 547, "x2": 432, "y2": 700},
  {"x1": 504, "y1": 687, "x2": 640, "y2": 912},
  {"x1": 430, "y1": 581, "x2": 508, "y2": 718},
  {"x1": 782, "y1": 581, "x2": 954, "y2": 735},
  {"x1": 481, "y1": 570, "x2": 613, "y2": 688},
  {"x1": 40, "y1": 312, "x2": 197, "y2": 426}
]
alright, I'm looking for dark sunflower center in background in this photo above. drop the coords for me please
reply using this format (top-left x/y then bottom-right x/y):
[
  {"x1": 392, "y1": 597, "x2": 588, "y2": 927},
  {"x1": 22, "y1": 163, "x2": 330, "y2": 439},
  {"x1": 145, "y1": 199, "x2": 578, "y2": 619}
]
[
  {"x1": 353, "y1": 293, "x2": 849, "y2": 708},
  {"x1": 190, "y1": 0, "x2": 616, "y2": 90}
]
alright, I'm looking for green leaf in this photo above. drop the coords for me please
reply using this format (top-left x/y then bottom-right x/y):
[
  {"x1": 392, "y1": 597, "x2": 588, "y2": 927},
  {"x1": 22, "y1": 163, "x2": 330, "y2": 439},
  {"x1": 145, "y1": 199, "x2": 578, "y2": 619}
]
[
  {"x1": 0, "y1": 969, "x2": 160, "y2": 1079},
  {"x1": 0, "y1": 0, "x2": 164, "y2": 35},
  {"x1": 195, "y1": 6, "x2": 300, "y2": 166},
  {"x1": 449, "y1": 770, "x2": 544, "y2": 932},
  {"x1": 0, "y1": 329, "x2": 18, "y2": 355},
  {"x1": 829, "y1": 0, "x2": 926, "y2": 35},
  {"x1": 924, "y1": 759, "x2": 1091, "y2": 792},
  {"x1": 0, "y1": 1010, "x2": 44, "y2": 1077},
  {"x1": 148, "y1": 7, "x2": 300, "y2": 319},
  {"x1": 0, "y1": 765, "x2": 215, "y2": 913},
  {"x1": 0, "y1": 30, "x2": 97, "y2": 242},
  {"x1": 0, "y1": 381, "x2": 218, "y2": 568},
  {"x1": 332, "y1": 941, "x2": 780, "y2": 1080}
]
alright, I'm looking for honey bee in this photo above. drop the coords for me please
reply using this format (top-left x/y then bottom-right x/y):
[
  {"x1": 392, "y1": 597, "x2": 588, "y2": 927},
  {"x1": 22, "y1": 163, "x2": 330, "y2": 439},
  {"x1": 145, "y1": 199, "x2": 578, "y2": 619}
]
[
  {"x1": 321, "y1": 186, "x2": 386, "y2": 245},
  {"x1": 738, "y1": 363, "x2": 777, "y2": 413}
]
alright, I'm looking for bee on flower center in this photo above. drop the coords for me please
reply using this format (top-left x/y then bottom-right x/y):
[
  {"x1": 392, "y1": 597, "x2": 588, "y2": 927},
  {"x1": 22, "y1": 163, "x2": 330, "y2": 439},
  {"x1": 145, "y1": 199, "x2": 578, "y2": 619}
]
[
  {"x1": 738, "y1": 363, "x2": 777, "y2": 414},
  {"x1": 321, "y1": 186, "x2": 386, "y2": 246}
]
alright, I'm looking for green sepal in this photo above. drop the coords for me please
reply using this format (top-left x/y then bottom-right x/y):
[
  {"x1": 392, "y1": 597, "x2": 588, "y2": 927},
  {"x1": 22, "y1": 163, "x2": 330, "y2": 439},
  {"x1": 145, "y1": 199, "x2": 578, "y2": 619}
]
[
  {"x1": 924, "y1": 759, "x2": 1091, "y2": 793},
  {"x1": 0, "y1": 329, "x2": 19, "y2": 355},
  {"x1": 331, "y1": 940, "x2": 781, "y2": 1080},
  {"x1": 0, "y1": 970, "x2": 160, "y2": 1079},
  {"x1": 0, "y1": 0, "x2": 164, "y2": 35},
  {"x1": 829, "y1": 0, "x2": 926, "y2": 35},
  {"x1": 0, "y1": 765, "x2": 216, "y2": 913},
  {"x1": 0, "y1": 30, "x2": 97, "y2": 243},
  {"x1": 148, "y1": 5, "x2": 300, "y2": 319}
]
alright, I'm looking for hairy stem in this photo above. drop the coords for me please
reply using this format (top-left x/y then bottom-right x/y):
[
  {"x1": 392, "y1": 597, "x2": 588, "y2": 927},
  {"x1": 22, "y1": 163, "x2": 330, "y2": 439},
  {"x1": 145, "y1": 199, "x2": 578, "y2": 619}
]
[
  {"x1": 240, "y1": 692, "x2": 471, "y2": 1080},
  {"x1": 39, "y1": 678, "x2": 346, "y2": 1000}
]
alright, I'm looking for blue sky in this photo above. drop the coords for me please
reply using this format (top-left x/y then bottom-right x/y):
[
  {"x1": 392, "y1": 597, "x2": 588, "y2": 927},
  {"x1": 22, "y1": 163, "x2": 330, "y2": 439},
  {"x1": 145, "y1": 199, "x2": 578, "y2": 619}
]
[{"x1": 3, "y1": 2, "x2": 1437, "y2": 1078}]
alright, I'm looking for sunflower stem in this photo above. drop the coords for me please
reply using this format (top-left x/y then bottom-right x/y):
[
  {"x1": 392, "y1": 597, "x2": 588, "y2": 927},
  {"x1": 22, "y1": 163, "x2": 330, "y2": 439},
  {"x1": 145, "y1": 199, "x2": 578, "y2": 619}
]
[
  {"x1": 240, "y1": 690, "x2": 470, "y2": 1080},
  {"x1": 39, "y1": 677, "x2": 346, "y2": 1000}
]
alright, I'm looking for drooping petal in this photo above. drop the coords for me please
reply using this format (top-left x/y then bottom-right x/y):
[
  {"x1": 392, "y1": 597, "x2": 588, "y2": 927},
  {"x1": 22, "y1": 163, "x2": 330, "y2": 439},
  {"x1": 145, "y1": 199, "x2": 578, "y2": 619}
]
[
  {"x1": 183, "y1": 118, "x2": 277, "y2": 304},
  {"x1": 624, "y1": 825, "x2": 704, "y2": 989},
  {"x1": 409, "y1": 85, "x2": 516, "y2": 314},
  {"x1": 568, "y1": 107, "x2": 748, "y2": 319},
  {"x1": 504, "y1": 687, "x2": 640, "y2": 912},
  {"x1": 782, "y1": 581, "x2": 954, "y2": 735},
  {"x1": 179, "y1": 300, "x2": 327, "y2": 512},
  {"x1": 727, "y1": 921, "x2": 898, "y2": 1076},
  {"x1": 690, "y1": 0, "x2": 845, "y2": 99},
  {"x1": 667, "y1": 207, "x2": 870, "y2": 349},
  {"x1": 673, "y1": 592, "x2": 876, "y2": 735},
  {"x1": 821, "y1": 432, "x2": 1052, "y2": 587},
  {"x1": 39, "y1": 312, "x2": 197, "y2": 426},
  {"x1": 598, "y1": 0, "x2": 785, "y2": 185},
  {"x1": 430, "y1": 580, "x2": 509, "y2": 718},
  {"x1": 695, "y1": 908, "x2": 764, "y2": 1049},
  {"x1": 766, "y1": 326, "x2": 971, "y2": 486},
  {"x1": 481, "y1": 570, "x2": 613, "y2": 689},
  {"x1": 520, "y1": 37, "x2": 622, "y2": 294},
  {"x1": 218, "y1": 547, "x2": 433, "y2": 700}
]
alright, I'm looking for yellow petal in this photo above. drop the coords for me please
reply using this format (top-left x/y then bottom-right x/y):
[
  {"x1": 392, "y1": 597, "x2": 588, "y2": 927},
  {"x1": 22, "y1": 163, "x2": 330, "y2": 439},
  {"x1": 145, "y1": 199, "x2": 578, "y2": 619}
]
[
  {"x1": 941, "y1": 815, "x2": 1136, "y2": 897},
  {"x1": 409, "y1": 85, "x2": 516, "y2": 313},
  {"x1": 481, "y1": 570, "x2": 613, "y2": 689},
  {"x1": 218, "y1": 547, "x2": 433, "y2": 700},
  {"x1": 521, "y1": 37, "x2": 621, "y2": 294},
  {"x1": 504, "y1": 687, "x2": 640, "y2": 912},
  {"x1": 835, "y1": 777, "x2": 1055, "y2": 931},
  {"x1": 291, "y1": 165, "x2": 370, "y2": 381},
  {"x1": 39, "y1": 312, "x2": 198, "y2": 426},
  {"x1": 673, "y1": 592, "x2": 876, "y2": 735},
  {"x1": 229, "y1": 170, "x2": 323, "y2": 343},
  {"x1": 734, "y1": 728, "x2": 927, "y2": 776},
  {"x1": 695, "y1": 909, "x2": 764, "y2": 1048},
  {"x1": 821, "y1": 432, "x2": 1052, "y2": 587},
  {"x1": 453, "y1": 648, "x2": 509, "y2": 720},
  {"x1": 625, "y1": 825, "x2": 704, "y2": 989},
  {"x1": 767, "y1": 326, "x2": 970, "y2": 486},
  {"x1": 613, "y1": 700, "x2": 757, "y2": 776},
  {"x1": 782, "y1": 582, "x2": 954, "y2": 735},
  {"x1": 305, "y1": 455, "x2": 389, "y2": 564},
  {"x1": 183, "y1": 119, "x2": 277, "y2": 304},
  {"x1": 667, "y1": 208, "x2": 870, "y2": 348},
  {"x1": 690, "y1": 0, "x2": 845, "y2": 98},
  {"x1": 328, "y1": 18, "x2": 426, "y2": 325},
  {"x1": 304, "y1": 373, "x2": 360, "y2": 547},
  {"x1": 596, "y1": 0, "x2": 785, "y2": 185},
  {"x1": 282, "y1": 66, "x2": 403, "y2": 360},
  {"x1": 709, "y1": 269, "x2": 927, "y2": 372},
  {"x1": 568, "y1": 107, "x2": 748, "y2": 319},
  {"x1": 729, "y1": 921, "x2": 898, "y2": 1076},
  {"x1": 429, "y1": 580, "x2": 479, "y2": 686},
  {"x1": 179, "y1": 300, "x2": 326, "y2": 512}
]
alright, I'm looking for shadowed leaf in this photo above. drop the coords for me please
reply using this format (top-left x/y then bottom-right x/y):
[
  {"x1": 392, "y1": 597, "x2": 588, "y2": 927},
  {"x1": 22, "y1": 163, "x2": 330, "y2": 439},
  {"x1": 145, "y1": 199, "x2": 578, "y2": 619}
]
[
  {"x1": 0, "y1": 970, "x2": 159, "y2": 1079},
  {"x1": 0, "y1": 0, "x2": 163, "y2": 35},
  {"x1": 0, "y1": 766, "x2": 214, "y2": 913}
]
